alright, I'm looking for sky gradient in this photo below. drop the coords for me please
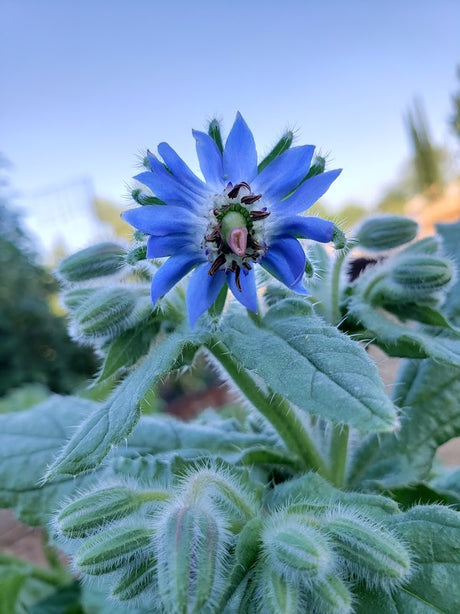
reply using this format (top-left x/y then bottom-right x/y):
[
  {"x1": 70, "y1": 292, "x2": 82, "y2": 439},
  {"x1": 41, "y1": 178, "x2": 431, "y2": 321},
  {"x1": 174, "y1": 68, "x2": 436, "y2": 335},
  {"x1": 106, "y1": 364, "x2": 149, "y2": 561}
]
[{"x1": 1, "y1": 0, "x2": 459, "y2": 250}]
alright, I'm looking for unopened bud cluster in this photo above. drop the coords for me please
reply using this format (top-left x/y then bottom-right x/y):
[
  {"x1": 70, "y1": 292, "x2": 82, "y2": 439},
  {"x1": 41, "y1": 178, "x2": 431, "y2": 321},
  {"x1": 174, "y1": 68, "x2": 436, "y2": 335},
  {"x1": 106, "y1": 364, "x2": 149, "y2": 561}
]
[
  {"x1": 53, "y1": 466, "x2": 412, "y2": 613},
  {"x1": 56, "y1": 240, "x2": 156, "y2": 344}
]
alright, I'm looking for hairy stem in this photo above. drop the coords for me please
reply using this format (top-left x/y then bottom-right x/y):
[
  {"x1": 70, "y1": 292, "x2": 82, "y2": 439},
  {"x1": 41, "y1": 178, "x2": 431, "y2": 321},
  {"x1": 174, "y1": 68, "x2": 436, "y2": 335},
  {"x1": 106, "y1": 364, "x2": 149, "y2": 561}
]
[
  {"x1": 208, "y1": 340, "x2": 329, "y2": 476},
  {"x1": 329, "y1": 424, "x2": 349, "y2": 487},
  {"x1": 330, "y1": 250, "x2": 346, "y2": 325}
]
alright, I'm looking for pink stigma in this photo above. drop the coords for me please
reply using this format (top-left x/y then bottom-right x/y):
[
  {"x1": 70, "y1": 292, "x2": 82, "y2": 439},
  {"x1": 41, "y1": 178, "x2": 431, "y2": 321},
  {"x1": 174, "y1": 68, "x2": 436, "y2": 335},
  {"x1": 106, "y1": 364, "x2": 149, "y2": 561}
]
[{"x1": 228, "y1": 227, "x2": 248, "y2": 257}]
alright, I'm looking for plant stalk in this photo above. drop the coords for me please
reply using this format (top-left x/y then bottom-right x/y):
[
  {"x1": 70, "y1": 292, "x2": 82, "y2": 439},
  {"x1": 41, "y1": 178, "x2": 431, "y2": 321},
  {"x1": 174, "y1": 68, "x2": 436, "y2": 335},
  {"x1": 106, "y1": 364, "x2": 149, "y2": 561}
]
[{"x1": 208, "y1": 340, "x2": 329, "y2": 477}]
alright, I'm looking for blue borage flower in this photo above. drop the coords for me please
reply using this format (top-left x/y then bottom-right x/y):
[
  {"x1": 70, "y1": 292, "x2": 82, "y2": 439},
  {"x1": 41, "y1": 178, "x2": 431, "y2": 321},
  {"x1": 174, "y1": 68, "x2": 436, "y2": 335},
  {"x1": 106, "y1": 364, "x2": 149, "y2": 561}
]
[{"x1": 122, "y1": 113, "x2": 341, "y2": 327}]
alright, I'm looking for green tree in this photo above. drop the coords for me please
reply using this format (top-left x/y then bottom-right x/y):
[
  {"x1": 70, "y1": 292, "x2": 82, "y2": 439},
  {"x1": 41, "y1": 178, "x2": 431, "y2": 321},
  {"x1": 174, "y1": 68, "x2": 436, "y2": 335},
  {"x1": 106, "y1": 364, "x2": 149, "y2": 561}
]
[{"x1": 0, "y1": 195, "x2": 98, "y2": 396}]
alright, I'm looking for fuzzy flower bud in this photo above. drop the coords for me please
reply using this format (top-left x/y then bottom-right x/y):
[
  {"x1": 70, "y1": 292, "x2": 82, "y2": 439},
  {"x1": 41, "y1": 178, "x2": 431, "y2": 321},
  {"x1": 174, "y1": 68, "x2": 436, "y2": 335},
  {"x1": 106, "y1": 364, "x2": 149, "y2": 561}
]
[
  {"x1": 56, "y1": 485, "x2": 168, "y2": 538},
  {"x1": 73, "y1": 287, "x2": 137, "y2": 339},
  {"x1": 262, "y1": 515, "x2": 333, "y2": 583},
  {"x1": 356, "y1": 216, "x2": 418, "y2": 251},
  {"x1": 111, "y1": 554, "x2": 157, "y2": 602},
  {"x1": 309, "y1": 573, "x2": 353, "y2": 614},
  {"x1": 391, "y1": 255, "x2": 453, "y2": 294},
  {"x1": 325, "y1": 513, "x2": 412, "y2": 586},
  {"x1": 74, "y1": 525, "x2": 153, "y2": 575},
  {"x1": 57, "y1": 242, "x2": 127, "y2": 282},
  {"x1": 156, "y1": 503, "x2": 230, "y2": 613}
]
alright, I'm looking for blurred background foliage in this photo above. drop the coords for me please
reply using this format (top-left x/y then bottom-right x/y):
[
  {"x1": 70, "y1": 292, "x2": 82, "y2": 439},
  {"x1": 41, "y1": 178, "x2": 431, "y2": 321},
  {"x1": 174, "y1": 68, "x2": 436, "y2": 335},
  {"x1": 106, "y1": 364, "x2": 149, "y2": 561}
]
[{"x1": 0, "y1": 185, "x2": 98, "y2": 398}]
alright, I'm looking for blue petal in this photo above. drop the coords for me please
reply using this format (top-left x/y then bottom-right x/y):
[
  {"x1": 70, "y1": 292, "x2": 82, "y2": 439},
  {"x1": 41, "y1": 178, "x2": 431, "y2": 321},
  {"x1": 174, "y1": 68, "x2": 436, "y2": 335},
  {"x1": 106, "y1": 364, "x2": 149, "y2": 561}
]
[
  {"x1": 227, "y1": 266, "x2": 258, "y2": 313},
  {"x1": 157, "y1": 142, "x2": 209, "y2": 198},
  {"x1": 275, "y1": 216, "x2": 334, "y2": 243},
  {"x1": 134, "y1": 152, "x2": 205, "y2": 211},
  {"x1": 273, "y1": 169, "x2": 342, "y2": 216},
  {"x1": 192, "y1": 130, "x2": 224, "y2": 188},
  {"x1": 252, "y1": 145, "x2": 315, "y2": 200},
  {"x1": 147, "y1": 234, "x2": 192, "y2": 258},
  {"x1": 223, "y1": 112, "x2": 258, "y2": 184},
  {"x1": 150, "y1": 253, "x2": 204, "y2": 305},
  {"x1": 261, "y1": 236, "x2": 306, "y2": 288},
  {"x1": 187, "y1": 263, "x2": 226, "y2": 327},
  {"x1": 122, "y1": 206, "x2": 199, "y2": 236}
]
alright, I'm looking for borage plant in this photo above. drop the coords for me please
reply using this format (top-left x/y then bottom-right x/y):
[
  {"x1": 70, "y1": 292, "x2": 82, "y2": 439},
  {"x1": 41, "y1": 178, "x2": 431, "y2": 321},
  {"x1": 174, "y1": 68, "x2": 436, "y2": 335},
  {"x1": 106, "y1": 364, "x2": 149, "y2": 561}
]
[{"x1": 1, "y1": 114, "x2": 460, "y2": 614}]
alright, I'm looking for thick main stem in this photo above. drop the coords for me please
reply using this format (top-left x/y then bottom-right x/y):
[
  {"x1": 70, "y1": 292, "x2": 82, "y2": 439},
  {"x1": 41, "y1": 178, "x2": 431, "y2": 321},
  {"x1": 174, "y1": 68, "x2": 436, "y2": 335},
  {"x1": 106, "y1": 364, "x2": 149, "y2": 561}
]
[{"x1": 208, "y1": 340, "x2": 329, "y2": 477}]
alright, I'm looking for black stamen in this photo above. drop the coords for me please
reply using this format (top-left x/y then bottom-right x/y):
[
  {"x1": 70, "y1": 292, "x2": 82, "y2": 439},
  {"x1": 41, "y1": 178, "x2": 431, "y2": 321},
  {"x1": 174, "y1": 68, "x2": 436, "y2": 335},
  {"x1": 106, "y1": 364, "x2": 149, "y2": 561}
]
[
  {"x1": 228, "y1": 182, "x2": 251, "y2": 199},
  {"x1": 241, "y1": 193, "x2": 262, "y2": 205},
  {"x1": 208, "y1": 253, "x2": 226, "y2": 276},
  {"x1": 250, "y1": 209, "x2": 270, "y2": 220}
]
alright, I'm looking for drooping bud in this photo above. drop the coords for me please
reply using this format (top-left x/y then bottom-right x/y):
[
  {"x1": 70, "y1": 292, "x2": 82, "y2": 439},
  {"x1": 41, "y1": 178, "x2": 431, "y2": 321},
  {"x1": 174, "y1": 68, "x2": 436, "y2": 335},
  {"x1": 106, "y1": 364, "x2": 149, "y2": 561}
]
[
  {"x1": 57, "y1": 242, "x2": 127, "y2": 282},
  {"x1": 112, "y1": 554, "x2": 157, "y2": 602},
  {"x1": 56, "y1": 486, "x2": 168, "y2": 538},
  {"x1": 325, "y1": 513, "x2": 412, "y2": 586},
  {"x1": 309, "y1": 573, "x2": 353, "y2": 613},
  {"x1": 61, "y1": 287, "x2": 95, "y2": 311},
  {"x1": 156, "y1": 503, "x2": 229, "y2": 613},
  {"x1": 74, "y1": 525, "x2": 152, "y2": 575},
  {"x1": 73, "y1": 287, "x2": 137, "y2": 339},
  {"x1": 391, "y1": 255, "x2": 453, "y2": 294},
  {"x1": 262, "y1": 515, "x2": 333, "y2": 582},
  {"x1": 356, "y1": 216, "x2": 418, "y2": 251},
  {"x1": 261, "y1": 570, "x2": 301, "y2": 614}
]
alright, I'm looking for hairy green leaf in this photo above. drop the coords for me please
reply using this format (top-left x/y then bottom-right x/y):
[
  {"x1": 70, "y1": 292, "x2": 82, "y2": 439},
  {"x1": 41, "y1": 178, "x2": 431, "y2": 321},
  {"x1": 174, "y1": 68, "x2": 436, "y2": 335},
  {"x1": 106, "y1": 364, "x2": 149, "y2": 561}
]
[
  {"x1": 45, "y1": 330, "x2": 206, "y2": 479},
  {"x1": 0, "y1": 396, "x2": 98, "y2": 524},
  {"x1": 219, "y1": 300, "x2": 397, "y2": 432},
  {"x1": 349, "y1": 356, "x2": 460, "y2": 489}
]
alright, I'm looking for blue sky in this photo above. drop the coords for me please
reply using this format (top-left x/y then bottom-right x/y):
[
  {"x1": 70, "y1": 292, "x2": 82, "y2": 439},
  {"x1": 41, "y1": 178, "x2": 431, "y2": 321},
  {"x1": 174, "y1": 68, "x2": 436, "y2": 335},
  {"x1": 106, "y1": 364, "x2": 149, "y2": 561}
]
[{"x1": 1, "y1": 0, "x2": 459, "y2": 236}]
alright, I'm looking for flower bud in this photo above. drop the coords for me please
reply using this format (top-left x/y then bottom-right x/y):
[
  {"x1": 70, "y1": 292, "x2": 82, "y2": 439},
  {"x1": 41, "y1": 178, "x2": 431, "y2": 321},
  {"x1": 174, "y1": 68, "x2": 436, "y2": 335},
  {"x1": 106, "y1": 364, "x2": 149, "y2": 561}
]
[
  {"x1": 356, "y1": 216, "x2": 418, "y2": 251},
  {"x1": 262, "y1": 570, "x2": 300, "y2": 614},
  {"x1": 391, "y1": 255, "x2": 453, "y2": 293},
  {"x1": 112, "y1": 554, "x2": 157, "y2": 602},
  {"x1": 56, "y1": 486, "x2": 167, "y2": 538},
  {"x1": 309, "y1": 573, "x2": 353, "y2": 613},
  {"x1": 74, "y1": 287, "x2": 137, "y2": 339},
  {"x1": 75, "y1": 525, "x2": 152, "y2": 575},
  {"x1": 262, "y1": 516, "x2": 333, "y2": 582},
  {"x1": 156, "y1": 503, "x2": 229, "y2": 613},
  {"x1": 325, "y1": 514, "x2": 411, "y2": 586},
  {"x1": 61, "y1": 287, "x2": 95, "y2": 311},
  {"x1": 57, "y1": 242, "x2": 127, "y2": 282}
]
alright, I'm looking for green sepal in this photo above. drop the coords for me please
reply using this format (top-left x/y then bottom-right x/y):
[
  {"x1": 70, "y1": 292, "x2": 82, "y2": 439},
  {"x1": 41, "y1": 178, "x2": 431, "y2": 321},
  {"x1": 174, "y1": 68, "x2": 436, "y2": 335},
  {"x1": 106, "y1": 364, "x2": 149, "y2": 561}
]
[
  {"x1": 131, "y1": 188, "x2": 166, "y2": 206},
  {"x1": 257, "y1": 130, "x2": 294, "y2": 173},
  {"x1": 208, "y1": 118, "x2": 224, "y2": 153}
]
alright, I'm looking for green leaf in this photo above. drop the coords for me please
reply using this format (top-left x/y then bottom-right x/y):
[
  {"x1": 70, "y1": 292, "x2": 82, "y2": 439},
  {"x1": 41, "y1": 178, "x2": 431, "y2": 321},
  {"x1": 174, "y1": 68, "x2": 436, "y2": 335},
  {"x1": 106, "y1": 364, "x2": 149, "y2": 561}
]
[
  {"x1": 45, "y1": 329, "x2": 207, "y2": 479},
  {"x1": 346, "y1": 297, "x2": 460, "y2": 366},
  {"x1": 0, "y1": 396, "x2": 99, "y2": 525},
  {"x1": 349, "y1": 356, "x2": 460, "y2": 490},
  {"x1": 381, "y1": 301, "x2": 457, "y2": 329},
  {"x1": 355, "y1": 505, "x2": 460, "y2": 613},
  {"x1": 219, "y1": 299, "x2": 397, "y2": 432},
  {"x1": 96, "y1": 316, "x2": 158, "y2": 382}
]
